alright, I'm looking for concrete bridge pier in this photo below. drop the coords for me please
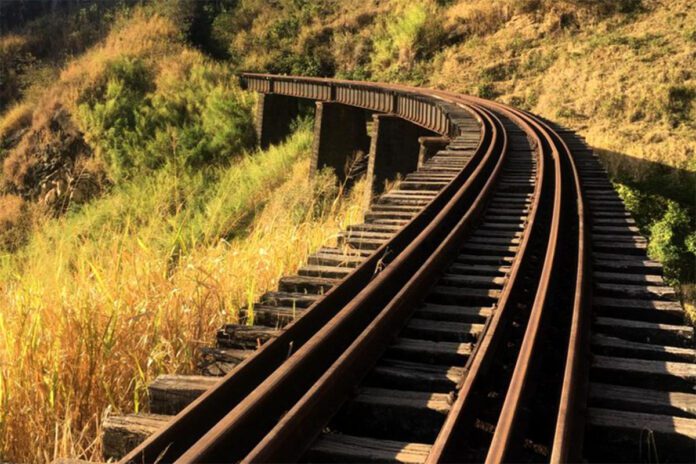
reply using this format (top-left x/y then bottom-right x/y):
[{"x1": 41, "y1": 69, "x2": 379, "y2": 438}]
[
  {"x1": 365, "y1": 114, "x2": 436, "y2": 206},
  {"x1": 311, "y1": 102, "x2": 371, "y2": 182},
  {"x1": 255, "y1": 93, "x2": 300, "y2": 149}
]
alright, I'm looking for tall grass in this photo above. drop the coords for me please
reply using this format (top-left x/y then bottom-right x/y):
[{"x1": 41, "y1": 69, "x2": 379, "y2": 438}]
[{"x1": 0, "y1": 128, "x2": 366, "y2": 462}]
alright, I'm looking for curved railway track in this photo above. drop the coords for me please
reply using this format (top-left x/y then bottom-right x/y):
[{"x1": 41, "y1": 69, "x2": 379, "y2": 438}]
[{"x1": 101, "y1": 75, "x2": 694, "y2": 464}]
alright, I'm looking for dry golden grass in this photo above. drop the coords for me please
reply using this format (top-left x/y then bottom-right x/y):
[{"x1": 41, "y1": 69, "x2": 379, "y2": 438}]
[
  {"x1": 433, "y1": 0, "x2": 696, "y2": 172},
  {"x1": 0, "y1": 193, "x2": 31, "y2": 251},
  {"x1": 0, "y1": 10, "x2": 181, "y2": 129},
  {"x1": 0, "y1": 134, "x2": 365, "y2": 461},
  {"x1": 58, "y1": 11, "x2": 182, "y2": 114},
  {"x1": 0, "y1": 33, "x2": 27, "y2": 52},
  {"x1": 444, "y1": 0, "x2": 513, "y2": 38}
]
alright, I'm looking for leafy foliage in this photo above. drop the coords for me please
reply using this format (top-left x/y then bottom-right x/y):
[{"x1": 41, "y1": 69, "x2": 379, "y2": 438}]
[
  {"x1": 372, "y1": 1, "x2": 444, "y2": 74},
  {"x1": 648, "y1": 201, "x2": 696, "y2": 283},
  {"x1": 78, "y1": 54, "x2": 254, "y2": 180},
  {"x1": 616, "y1": 183, "x2": 695, "y2": 284}
]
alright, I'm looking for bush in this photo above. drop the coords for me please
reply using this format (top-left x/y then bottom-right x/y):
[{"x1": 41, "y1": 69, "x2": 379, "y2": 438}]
[
  {"x1": 648, "y1": 201, "x2": 695, "y2": 283},
  {"x1": 77, "y1": 58, "x2": 155, "y2": 178},
  {"x1": 372, "y1": 2, "x2": 444, "y2": 72},
  {"x1": 616, "y1": 183, "x2": 695, "y2": 285},
  {"x1": 614, "y1": 183, "x2": 666, "y2": 229},
  {"x1": 477, "y1": 82, "x2": 498, "y2": 99},
  {"x1": 79, "y1": 54, "x2": 255, "y2": 181},
  {"x1": 480, "y1": 61, "x2": 517, "y2": 81}
]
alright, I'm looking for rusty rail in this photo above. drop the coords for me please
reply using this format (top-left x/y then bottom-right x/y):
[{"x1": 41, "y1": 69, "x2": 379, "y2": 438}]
[
  {"x1": 174, "y1": 104, "x2": 503, "y2": 462},
  {"x1": 242, "y1": 73, "x2": 456, "y2": 136},
  {"x1": 479, "y1": 107, "x2": 587, "y2": 463}
]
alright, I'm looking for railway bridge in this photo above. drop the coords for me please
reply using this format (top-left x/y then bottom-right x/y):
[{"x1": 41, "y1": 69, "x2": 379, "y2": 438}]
[{"x1": 100, "y1": 75, "x2": 695, "y2": 463}]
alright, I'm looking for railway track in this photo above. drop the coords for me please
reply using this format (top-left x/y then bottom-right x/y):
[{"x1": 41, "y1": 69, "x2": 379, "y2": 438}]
[{"x1": 100, "y1": 76, "x2": 694, "y2": 463}]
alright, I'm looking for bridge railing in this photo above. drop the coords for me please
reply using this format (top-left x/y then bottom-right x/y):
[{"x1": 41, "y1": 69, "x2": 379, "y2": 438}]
[{"x1": 240, "y1": 73, "x2": 462, "y2": 137}]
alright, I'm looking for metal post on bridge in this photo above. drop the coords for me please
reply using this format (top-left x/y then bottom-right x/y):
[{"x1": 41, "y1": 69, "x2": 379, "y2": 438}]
[
  {"x1": 417, "y1": 136, "x2": 450, "y2": 168},
  {"x1": 364, "y1": 114, "x2": 436, "y2": 208}
]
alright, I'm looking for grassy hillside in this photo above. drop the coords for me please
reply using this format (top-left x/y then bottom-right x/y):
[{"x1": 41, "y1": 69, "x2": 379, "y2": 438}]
[{"x1": 0, "y1": 0, "x2": 693, "y2": 461}]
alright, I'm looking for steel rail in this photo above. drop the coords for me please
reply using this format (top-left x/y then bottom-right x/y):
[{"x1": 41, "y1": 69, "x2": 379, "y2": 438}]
[
  {"x1": 122, "y1": 81, "x2": 492, "y2": 464},
  {"x1": 339, "y1": 83, "x2": 558, "y2": 462},
  {"x1": 424, "y1": 98, "x2": 553, "y2": 463},
  {"x1": 174, "y1": 101, "x2": 501, "y2": 463},
  {"x1": 239, "y1": 104, "x2": 508, "y2": 462},
  {"x1": 122, "y1": 74, "x2": 590, "y2": 463},
  {"x1": 246, "y1": 79, "x2": 579, "y2": 462},
  {"x1": 548, "y1": 120, "x2": 590, "y2": 464},
  {"x1": 483, "y1": 110, "x2": 585, "y2": 463},
  {"x1": 412, "y1": 91, "x2": 589, "y2": 462},
  {"x1": 234, "y1": 90, "x2": 580, "y2": 463}
]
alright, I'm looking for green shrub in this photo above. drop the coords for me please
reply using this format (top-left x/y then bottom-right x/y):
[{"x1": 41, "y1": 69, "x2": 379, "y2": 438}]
[
  {"x1": 616, "y1": 183, "x2": 695, "y2": 285},
  {"x1": 79, "y1": 55, "x2": 254, "y2": 181},
  {"x1": 480, "y1": 61, "x2": 517, "y2": 82},
  {"x1": 372, "y1": 2, "x2": 444, "y2": 74},
  {"x1": 614, "y1": 183, "x2": 666, "y2": 229},
  {"x1": 78, "y1": 58, "x2": 154, "y2": 178},
  {"x1": 649, "y1": 201, "x2": 695, "y2": 283},
  {"x1": 476, "y1": 82, "x2": 498, "y2": 99}
]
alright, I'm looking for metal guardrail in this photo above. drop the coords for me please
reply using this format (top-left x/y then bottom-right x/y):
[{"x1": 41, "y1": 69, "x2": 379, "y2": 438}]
[{"x1": 241, "y1": 73, "x2": 457, "y2": 137}]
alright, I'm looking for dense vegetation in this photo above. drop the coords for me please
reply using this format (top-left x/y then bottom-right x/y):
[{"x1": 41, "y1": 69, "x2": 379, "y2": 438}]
[{"x1": 0, "y1": 0, "x2": 693, "y2": 461}]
